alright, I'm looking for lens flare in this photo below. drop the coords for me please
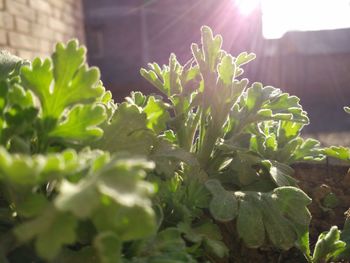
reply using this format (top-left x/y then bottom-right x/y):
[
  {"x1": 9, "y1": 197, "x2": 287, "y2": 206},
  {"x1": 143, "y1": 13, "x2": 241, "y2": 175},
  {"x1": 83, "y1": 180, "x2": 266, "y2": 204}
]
[{"x1": 236, "y1": 0, "x2": 260, "y2": 15}]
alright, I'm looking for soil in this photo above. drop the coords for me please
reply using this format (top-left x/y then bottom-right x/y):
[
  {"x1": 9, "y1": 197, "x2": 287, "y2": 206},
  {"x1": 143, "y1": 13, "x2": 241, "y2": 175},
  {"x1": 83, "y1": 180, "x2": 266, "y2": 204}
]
[{"x1": 293, "y1": 161, "x2": 350, "y2": 245}]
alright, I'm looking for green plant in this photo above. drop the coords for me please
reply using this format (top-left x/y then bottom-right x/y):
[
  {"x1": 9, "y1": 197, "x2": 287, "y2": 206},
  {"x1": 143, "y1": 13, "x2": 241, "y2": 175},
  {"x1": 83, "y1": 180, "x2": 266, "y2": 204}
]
[
  {"x1": 0, "y1": 26, "x2": 348, "y2": 263},
  {"x1": 139, "y1": 26, "x2": 324, "y2": 261},
  {"x1": 0, "y1": 43, "x2": 156, "y2": 263},
  {"x1": 306, "y1": 217, "x2": 350, "y2": 263}
]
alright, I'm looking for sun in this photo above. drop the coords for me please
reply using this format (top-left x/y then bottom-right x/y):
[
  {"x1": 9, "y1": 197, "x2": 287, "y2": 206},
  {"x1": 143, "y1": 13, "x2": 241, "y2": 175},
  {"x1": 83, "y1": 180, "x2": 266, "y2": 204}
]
[{"x1": 235, "y1": 0, "x2": 261, "y2": 15}]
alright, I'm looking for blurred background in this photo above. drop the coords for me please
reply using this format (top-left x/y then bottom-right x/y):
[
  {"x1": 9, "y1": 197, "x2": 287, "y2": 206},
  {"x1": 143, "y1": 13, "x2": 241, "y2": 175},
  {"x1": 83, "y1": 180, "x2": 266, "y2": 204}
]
[
  {"x1": 84, "y1": 0, "x2": 350, "y2": 143},
  {"x1": 0, "y1": 0, "x2": 349, "y2": 143}
]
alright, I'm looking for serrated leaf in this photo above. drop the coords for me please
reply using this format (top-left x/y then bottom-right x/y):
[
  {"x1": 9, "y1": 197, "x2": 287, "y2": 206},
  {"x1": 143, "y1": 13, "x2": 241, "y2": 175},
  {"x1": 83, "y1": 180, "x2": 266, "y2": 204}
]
[
  {"x1": 126, "y1": 91, "x2": 147, "y2": 108},
  {"x1": 323, "y1": 146, "x2": 350, "y2": 161},
  {"x1": 278, "y1": 121, "x2": 303, "y2": 141},
  {"x1": 49, "y1": 104, "x2": 106, "y2": 142},
  {"x1": 235, "y1": 52, "x2": 256, "y2": 67},
  {"x1": 0, "y1": 50, "x2": 24, "y2": 81},
  {"x1": 15, "y1": 208, "x2": 77, "y2": 260},
  {"x1": 179, "y1": 220, "x2": 222, "y2": 243},
  {"x1": 0, "y1": 147, "x2": 102, "y2": 185},
  {"x1": 0, "y1": 80, "x2": 37, "y2": 151},
  {"x1": 200, "y1": 26, "x2": 223, "y2": 72},
  {"x1": 55, "y1": 179, "x2": 100, "y2": 218},
  {"x1": 144, "y1": 96, "x2": 170, "y2": 134},
  {"x1": 7, "y1": 84, "x2": 34, "y2": 108},
  {"x1": 236, "y1": 192, "x2": 265, "y2": 248},
  {"x1": 273, "y1": 186, "x2": 312, "y2": 226},
  {"x1": 133, "y1": 229, "x2": 196, "y2": 263},
  {"x1": 95, "y1": 103, "x2": 155, "y2": 155},
  {"x1": 56, "y1": 155, "x2": 156, "y2": 241},
  {"x1": 19, "y1": 40, "x2": 105, "y2": 148},
  {"x1": 249, "y1": 121, "x2": 324, "y2": 163},
  {"x1": 229, "y1": 152, "x2": 261, "y2": 186},
  {"x1": 205, "y1": 186, "x2": 311, "y2": 250},
  {"x1": 218, "y1": 54, "x2": 236, "y2": 85},
  {"x1": 177, "y1": 220, "x2": 228, "y2": 258},
  {"x1": 291, "y1": 138, "x2": 324, "y2": 162},
  {"x1": 150, "y1": 139, "x2": 198, "y2": 176},
  {"x1": 242, "y1": 83, "x2": 309, "y2": 124},
  {"x1": 261, "y1": 195, "x2": 297, "y2": 250},
  {"x1": 140, "y1": 68, "x2": 164, "y2": 94},
  {"x1": 205, "y1": 179, "x2": 238, "y2": 221},
  {"x1": 21, "y1": 40, "x2": 104, "y2": 118}
]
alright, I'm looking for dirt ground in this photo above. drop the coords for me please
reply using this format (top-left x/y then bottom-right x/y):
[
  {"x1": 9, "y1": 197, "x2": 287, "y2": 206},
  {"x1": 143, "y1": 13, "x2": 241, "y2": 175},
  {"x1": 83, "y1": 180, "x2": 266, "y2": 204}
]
[{"x1": 293, "y1": 162, "x2": 350, "y2": 247}]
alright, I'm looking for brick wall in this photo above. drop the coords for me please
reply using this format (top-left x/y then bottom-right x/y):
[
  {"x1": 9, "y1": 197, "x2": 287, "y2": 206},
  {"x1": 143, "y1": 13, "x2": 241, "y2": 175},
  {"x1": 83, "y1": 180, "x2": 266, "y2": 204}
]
[{"x1": 0, "y1": 0, "x2": 85, "y2": 59}]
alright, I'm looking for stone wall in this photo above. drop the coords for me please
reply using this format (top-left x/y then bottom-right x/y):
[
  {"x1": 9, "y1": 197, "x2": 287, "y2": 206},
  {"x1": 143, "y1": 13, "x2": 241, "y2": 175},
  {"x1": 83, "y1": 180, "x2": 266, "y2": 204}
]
[{"x1": 0, "y1": 0, "x2": 85, "y2": 59}]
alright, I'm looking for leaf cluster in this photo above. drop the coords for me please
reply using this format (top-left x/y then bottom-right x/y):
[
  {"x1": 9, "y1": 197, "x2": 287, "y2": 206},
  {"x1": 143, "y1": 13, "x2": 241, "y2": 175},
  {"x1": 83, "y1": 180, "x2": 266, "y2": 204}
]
[{"x1": 0, "y1": 26, "x2": 349, "y2": 263}]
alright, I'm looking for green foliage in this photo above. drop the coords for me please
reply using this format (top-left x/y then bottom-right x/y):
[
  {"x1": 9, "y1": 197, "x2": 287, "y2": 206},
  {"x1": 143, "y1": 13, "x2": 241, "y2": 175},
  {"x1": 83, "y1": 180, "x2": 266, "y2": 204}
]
[
  {"x1": 0, "y1": 41, "x2": 156, "y2": 263},
  {"x1": 0, "y1": 26, "x2": 347, "y2": 263},
  {"x1": 323, "y1": 146, "x2": 350, "y2": 161},
  {"x1": 0, "y1": 51, "x2": 26, "y2": 81},
  {"x1": 19, "y1": 40, "x2": 106, "y2": 150},
  {"x1": 126, "y1": 228, "x2": 197, "y2": 263},
  {"x1": 206, "y1": 180, "x2": 311, "y2": 249},
  {"x1": 139, "y1": 25, "x2": 327, "y2": 261},
  {"x1": 307, "y1": 213, "x2": 350, "y2": 263},
  {"x1": 94, "y1": 102, "x2": 155, "y2": 156},
  {"x1": 308, "y1": 226, "x2": 346, "y2": 263}
]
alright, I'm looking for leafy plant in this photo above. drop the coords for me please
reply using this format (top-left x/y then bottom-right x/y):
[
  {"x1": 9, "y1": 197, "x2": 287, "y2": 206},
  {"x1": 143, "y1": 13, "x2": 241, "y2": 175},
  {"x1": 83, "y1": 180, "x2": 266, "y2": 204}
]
[
  {"x1": 305, "y1": 222, "x2": 349, "y2": 263},
  {"x1": 0, "y1": 25, "x2": 348, "y2": 263},
  {"x1": 139, "y1": 26, "x2": 325, "y2": 261},
  {"x1": 0, "y1": 42, "x2": 156, "y2": 263}
]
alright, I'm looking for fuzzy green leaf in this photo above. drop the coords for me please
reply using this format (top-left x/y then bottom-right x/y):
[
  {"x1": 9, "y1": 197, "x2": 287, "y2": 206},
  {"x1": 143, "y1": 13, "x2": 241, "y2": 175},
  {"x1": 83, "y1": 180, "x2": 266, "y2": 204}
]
[
  {"x1": 206, "y1": 182, "x2": 311, "y2": 250},
  {"x1": 235, "y1": 52, "x2": 256, "y2": 67},
  {"x1": 0, "y1": 50, "x2": 24, "y2": 81},
  {"x1": 205, "y1": 179, "x2": 238, "y2": 222},
  {"x1": 95, "y1": 103, "x2": 155, "y2": 155},
  {"x1": 0, "y1": 147, "x2": 82, "y2": 185},
  {"x1": 246, "y1": 83, "x2": 309, "y2": 123},
  {"x1": 19, "y1": 40, "x2": 105, "y2": 146},
  {"x1": 312, "y1": 226, "x2": 346, "y2": 262},
  {"x1": 49, "y1": 104, "x2": 106, "y2": 142},
  {"x1": 236, "y1": 192, "x2": 265, "y2": 248},
  {"x1": 218, "y1": 54, "x2": 236, "y2": 85},
  {"x1": 130, "y1": 229, "x2": 196, "y2": 263},
  {"x1": 323, "y1": 146, "x2": 350, "y2": 161},
  {"x1": 15, "y1": 208, "x2": 78, "y2": 260},
  {"x1": 144, "y1": 96, "x2": 170, "y2": 134},
  {"x1": 22, "y1": 51, "x2": 103, "y2": 118},
  {"x1": 56, "y1": 155, "x2": 156, "y2": 241}
]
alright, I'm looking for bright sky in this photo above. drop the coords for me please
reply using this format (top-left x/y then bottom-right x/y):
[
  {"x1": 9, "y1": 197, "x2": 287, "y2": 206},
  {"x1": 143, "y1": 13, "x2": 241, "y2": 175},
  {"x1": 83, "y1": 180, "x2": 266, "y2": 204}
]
[{"x1": 236, "y1": 0, "x2": 350, "y2": 39}]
